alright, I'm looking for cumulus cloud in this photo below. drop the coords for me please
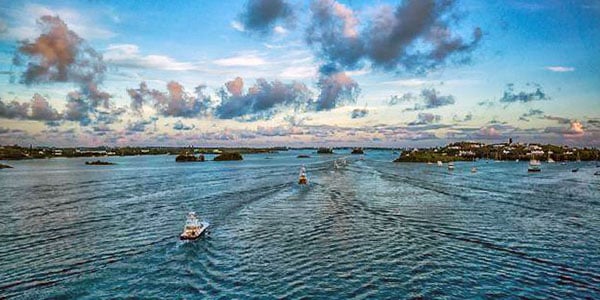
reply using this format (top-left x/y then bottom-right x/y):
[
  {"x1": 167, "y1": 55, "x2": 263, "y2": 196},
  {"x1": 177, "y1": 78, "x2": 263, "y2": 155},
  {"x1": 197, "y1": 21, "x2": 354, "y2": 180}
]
[
  {"x1": 13, "y1": 15, "x2": 113, "y2": 126},
  {"x1": 126, "y1": 118, "x2": 154, "y2": 133},
  {"x1": 306, "y1": 0, "x2": 482, "y2": 73},
  {"x1": 30, "y1": 93, "x2": 60, "y2": 121},
  {"x1": 126, "y1": 81, "x2": 212, "y2": 117},
  {"x1": 239, "y1": 0, "x2": 294, "y2": 34},
  {"x1": 351, "y1": 108, "x2": 368, "y2": 119},
  {"x1": 0, "y1": 94, "x2": 61, "y2": 122},
  {"x1": 216, "y1": 77, "x2": 311, "y2": 119},
  {"x1": 408, "y1": 112, "x2": 441, "y2": 125},
  {"x1": 173, "y1": 120, "x2": 195, "y2": 131},
  {"x1": 0, "y1": 98, "x2": 30, "y2": 119},
  {"x1": 545, "y1": 120, "x2": 585, "y2": 137},
  {"x1": 499, "y1": 83, "x2": 549, "y2": 103},
  {"x1": 313, "y1": 70, "x2": 360, "y2": 111},
  {"x1": 405, "y1": 88, "x2": 455, "y2": 110}
]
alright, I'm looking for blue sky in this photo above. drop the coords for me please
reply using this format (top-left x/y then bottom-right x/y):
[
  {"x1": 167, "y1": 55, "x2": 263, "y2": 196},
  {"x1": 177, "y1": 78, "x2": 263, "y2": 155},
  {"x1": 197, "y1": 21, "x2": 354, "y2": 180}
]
[{"x1": 0, "y1": 0, "x2": 599, "y2": 147}]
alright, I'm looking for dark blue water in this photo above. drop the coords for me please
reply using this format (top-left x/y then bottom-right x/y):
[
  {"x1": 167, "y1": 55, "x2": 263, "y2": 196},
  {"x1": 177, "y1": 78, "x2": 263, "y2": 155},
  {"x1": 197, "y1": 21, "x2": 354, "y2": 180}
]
[{"x1": 1, "y1": 151, "x2": 599, "y2": 299}]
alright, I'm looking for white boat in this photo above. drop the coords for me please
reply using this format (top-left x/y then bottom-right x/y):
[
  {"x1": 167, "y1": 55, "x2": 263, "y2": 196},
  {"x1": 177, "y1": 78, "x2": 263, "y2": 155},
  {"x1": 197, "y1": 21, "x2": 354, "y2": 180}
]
[
  {"x1": 180, "y1": 212, "x2": 209, "y2": 240},
  {"x1": 471, "y1": 167, "x2": 477, "y2": 173},
  {"x1": 528, "y1": 159, "x2": 541, "y2": 172},
  {"x1": 448, "y1": 162, "x2": 455, "y2": 170},
  {"x1": 298, "y1": 166, "x2": 308, "y2": 185},
  {"x1": 437, "y1": 161, "x2": 443, "y2": 167}
]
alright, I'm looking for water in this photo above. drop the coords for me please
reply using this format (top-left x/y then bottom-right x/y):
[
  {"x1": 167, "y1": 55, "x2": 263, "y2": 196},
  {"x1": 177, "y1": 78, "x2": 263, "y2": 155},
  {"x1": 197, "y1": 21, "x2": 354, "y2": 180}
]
[{"x1": 1, "y1": 151, "x2": 599, "y2": 299}]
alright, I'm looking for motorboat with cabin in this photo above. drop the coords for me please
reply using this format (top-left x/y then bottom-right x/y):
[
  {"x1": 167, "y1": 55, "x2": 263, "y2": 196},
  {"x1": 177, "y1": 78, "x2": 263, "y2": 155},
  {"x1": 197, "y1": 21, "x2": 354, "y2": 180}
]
[
  {"x1": 528, "y1": 158, "x2": 541, "y2": 172},
  {"x1": 298, "y1": 166, "x2": 309, "y2": 185},
  {"x1": 180, "y1": 212, "x2": 209, "y2": 240},
  {"x1": 437, "y1": 161, "x2": 443, "y2": 167}
]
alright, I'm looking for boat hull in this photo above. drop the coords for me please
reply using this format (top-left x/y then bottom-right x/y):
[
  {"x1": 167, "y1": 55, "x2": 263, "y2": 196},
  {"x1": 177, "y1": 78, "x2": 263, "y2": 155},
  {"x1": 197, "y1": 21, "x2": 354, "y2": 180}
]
[{"x1": 179, "y1": 222, "x2": 209, "y2": 240}]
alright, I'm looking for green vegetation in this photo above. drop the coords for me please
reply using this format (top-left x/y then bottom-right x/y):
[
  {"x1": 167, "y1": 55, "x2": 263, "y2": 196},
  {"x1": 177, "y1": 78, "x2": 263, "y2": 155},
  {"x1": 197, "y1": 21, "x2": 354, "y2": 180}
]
[
  {"x1": 214, "y1": 152, "x2": 243, "y2": 161},
  {"x1": 393, "y1": 142, "x2": 599, "y2": 163},
  {"x1": 175, "y1": 152, "x2": 205, "y2": 162}
]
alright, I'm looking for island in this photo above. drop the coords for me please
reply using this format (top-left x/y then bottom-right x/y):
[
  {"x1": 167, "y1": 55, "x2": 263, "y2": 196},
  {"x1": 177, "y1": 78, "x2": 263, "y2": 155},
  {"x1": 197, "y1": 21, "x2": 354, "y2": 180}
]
[
  {"x1": 317, "y1": 147, "x2": 334, "y2": 154},
  {"x1": 0, "y1": 163, "x2": 13, "y2": 169},
  {"x1": 175, "y1": 151, "x2": 205, "y2": 162},
  {"x1": 85, "y1": 160, "x2": 116, "y2": 165},
  {"x1": 393, "y1": 141, "x2": 600, "y2": 163},
  {"x1": 351, "y1": 148, "x2": 365, "y2": 154},
  {"x1": 214, "y1": 152, "x2": 243, "y2": 161}
]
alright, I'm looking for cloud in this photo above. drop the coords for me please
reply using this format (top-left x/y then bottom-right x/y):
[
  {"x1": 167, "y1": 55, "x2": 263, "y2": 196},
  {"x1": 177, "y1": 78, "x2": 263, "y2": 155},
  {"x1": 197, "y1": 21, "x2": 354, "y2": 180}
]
[
  {"x1": 231, "y1": 21, "x2": 245, "y2": 32},
  {"x1": 126, "y1": 119, "x2": 154, "y2": 133},
  {"x1": 173, "y1": 120, "x2": 195, "y2": 131},
  {"x1": 216, "y1": 77, "x2": 311, "y2": 119},
  {"x1": 545, "y1": 66, "x2": 575, "y2": 72},
  {"x1": 30, "y1": 93, "x2": 60, "y2": 121},
  {"x1": 499, "y1": 83, "x2": 549, "y2": 103},
  {"x1": 64, "y1": 91, "x2": 91, "y2": 126},
  {"x1": 213, "y1": 54, "x2": 267, "y2": 67},
  {"x1": 0, "y1": 94, "x2": 61, "y2": 123},
  {"x1": 13, "y1": 15, "x2": 113, "y2": 126},
  {"x1": 543, "y1": 115, "x2": 571, "y2": 124},
  {"x1": 351, "y1": 108, "x2": 368, "y2": 119},
  {"x1": 388, "y1": 93, "x2": 416, "y2": 105},
  {"x1": 239, "y1": 0, "x2": 294, "y2": 34},
  {"x1": 405, "y1": 88, "x2": 455, "y2": 110},
  {"x1": 306, "y1": 0, "x2": 482, "y2": 73},
  {"x1": 126, "y1": 81, "x2": 212, "y2": 117},
  {"x1": 545, "y1": 120, "x2": 585, "y2": 137},
  {"x1": 408, "y1": 112, "x2": 441, "y2": 125},
  {"x1": 104, "y1": 44, "x2": 196, "y2": 71},
  {"x1": 0, "y1": 98, "x2": 30, "y2": 119},
  {"x1": 313, "y1": 70, "x2": 360, "y2": 111},
  {"x1": 519, "y1": 108, "x2": 543, "y2": 121}
]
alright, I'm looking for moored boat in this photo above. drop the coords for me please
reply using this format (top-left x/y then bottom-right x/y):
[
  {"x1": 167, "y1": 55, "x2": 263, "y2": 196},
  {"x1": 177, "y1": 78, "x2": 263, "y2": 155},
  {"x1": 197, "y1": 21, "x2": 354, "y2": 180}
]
[
  {"x1": 528, "y1": 158, "x2": 541, "y2": 172},
  {"x1": 180, "y1": 212, "x2": 209, "y2": 240},
  {"x1": 437, "y1": 161, "x2": 443, "y2": 167},
  {"x1": 448, "y1": 162, "x2": 455, "y2": 170}
]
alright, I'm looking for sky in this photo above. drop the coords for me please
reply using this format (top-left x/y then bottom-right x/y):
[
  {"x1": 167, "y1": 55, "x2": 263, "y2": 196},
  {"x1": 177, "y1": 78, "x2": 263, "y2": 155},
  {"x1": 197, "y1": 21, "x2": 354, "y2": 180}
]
[{"x1": 0, "y1": 0, "x2": 599, "y2": 147}]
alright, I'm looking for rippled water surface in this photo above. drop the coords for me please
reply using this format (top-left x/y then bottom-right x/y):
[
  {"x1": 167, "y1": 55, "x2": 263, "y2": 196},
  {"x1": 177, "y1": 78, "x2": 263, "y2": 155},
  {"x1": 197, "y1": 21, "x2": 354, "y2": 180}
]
[{"x1": 1, "y1": 151, "x2": 600, "y2": 299}]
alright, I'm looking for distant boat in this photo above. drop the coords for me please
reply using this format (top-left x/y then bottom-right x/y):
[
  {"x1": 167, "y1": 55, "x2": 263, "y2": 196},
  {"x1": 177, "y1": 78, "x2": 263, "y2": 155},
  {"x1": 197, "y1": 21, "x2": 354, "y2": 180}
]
[
  {"x1": 317, "y1": 147, "x2": 333, "y2": 154},
  {"x1": 572, "y1": 168, "x2": 579, "y2": 173},
  {"x1": 561, "y1": 162, "x2": 567, "y2": 165},
  {"x1": 437, "y1": 161, "x2": 443, "y2": 167},
  {"x1": 515, "y1": 159, "x2": 519, "y2": 162},
  {"x1": 180, "y1": 212, "x2": 209, "y2": 240},
  {"x1": 595, "y1": 171, "x2": 600, "y2": 176},
  {"x1": 448, "y1": 162, "x2": 455, "y2": 170},
  {"x1": 298, "y1": 166, "x2": 309, "y2": 185},
  {"x1": 427, "y1": 161, "x2": 432, "y2": 165},
  {"x1": 471, "y1": 167, "x2": 477, "y2": 173},
  {"x1": 547, "y1": 153, "x2": 555, "y2": 163},
  {"x1": 297, "y1": 154, "x2": 311, "y2": 158},
  {"x1": 528, "y1": 158, "x2": 541, "y2": 172}
]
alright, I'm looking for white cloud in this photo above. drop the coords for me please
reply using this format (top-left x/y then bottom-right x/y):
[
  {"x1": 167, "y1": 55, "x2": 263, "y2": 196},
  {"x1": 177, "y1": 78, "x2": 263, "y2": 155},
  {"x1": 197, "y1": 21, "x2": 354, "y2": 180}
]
[
  {"x1": 104, "y1": 44, "x2": 197, "y2": 71},
  {"x1": 279, "y1": 66, "x2": 317, "y2": 79},
  {"x1": 231, "y1": 21, "x2": 245, "y2": 32},
  {"x1": 273, "y1": 26, "x2": 287, "y2": 35},
  {"x1": 213, "y1": 54, "x2": 267, "y2": 67},
  {"x1": 1, "y1": 3, "x2": 116, "y2": 40},
  {"x1": 545, "y1": 66, "x2": 575, "y2": 72}
]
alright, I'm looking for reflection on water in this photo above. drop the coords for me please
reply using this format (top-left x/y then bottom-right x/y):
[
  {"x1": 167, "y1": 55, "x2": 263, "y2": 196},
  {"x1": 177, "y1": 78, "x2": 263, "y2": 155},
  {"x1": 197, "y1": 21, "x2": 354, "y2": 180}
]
[{"x1": 1, "y1": 152, "x2": 599, "y2": 298}]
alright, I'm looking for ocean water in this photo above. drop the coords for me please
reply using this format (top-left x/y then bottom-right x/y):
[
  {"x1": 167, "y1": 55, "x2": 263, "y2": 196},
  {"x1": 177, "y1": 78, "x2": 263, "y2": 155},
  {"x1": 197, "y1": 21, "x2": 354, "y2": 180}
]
[{"x1": 1, "y1": 151, "x2": 599, "y2": 299}]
